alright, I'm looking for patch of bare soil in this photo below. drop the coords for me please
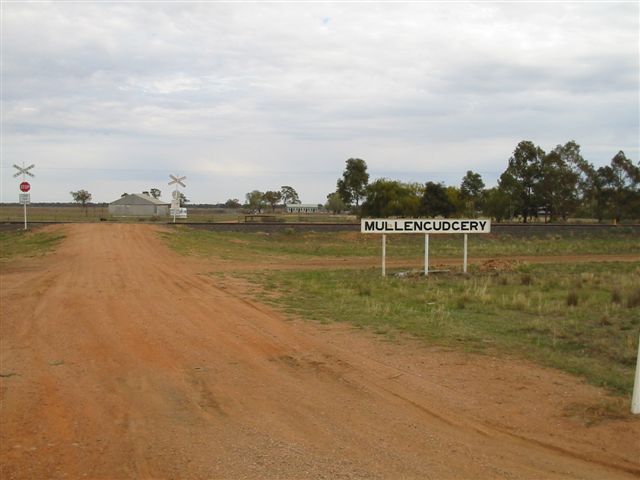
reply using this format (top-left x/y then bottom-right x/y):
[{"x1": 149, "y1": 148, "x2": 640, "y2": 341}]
[{"x1": 1, "y1": 224, "x2": 638, "y2": 479}]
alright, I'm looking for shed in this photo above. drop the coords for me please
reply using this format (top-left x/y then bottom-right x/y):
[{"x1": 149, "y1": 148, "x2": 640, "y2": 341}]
[
  {"x1": 286, "y1": 203, "x2": 320, "y2": 213},
  {"x1": 108, "y1": 193, "x2": 170, "y2": 217}
]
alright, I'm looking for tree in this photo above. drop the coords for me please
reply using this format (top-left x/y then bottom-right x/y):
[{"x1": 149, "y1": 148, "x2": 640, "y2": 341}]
[
  {"x1": 70, "y1": 189, "x2": 92, "y2": 215},
  {"x1": 121, "y1": 192, "x2": 128, "y2": 197},
  {"x1": 263, "y1": 190, "x2": 283, "y2": 212},
  {"x1": 460, "y1": 170, "x2": 485, "y2": 216},
  {"x1": 482, "y1": 187, "x2": 511, "y2": 222},
  {"x1": 245, "y1": 190, "x2": 265, "y2": 213},
  {"x1": 600, "y1": 151, "x2": 640, "y2": 222},
  {"x1": 361, "y1": 179, "x2": 421, "y2": 218},
  {"x1": 178, "y1": 192, "x2": 189, "y2": 207},
  {"x1": 445, "y1": 186, "x2": 465, "y2": 217},
  {"x1": 337, "y1": 158, "x2": 369, "y2": 208},
  {"x1": 325, "y1": 192, "x2": 346, "y2": 214},
  {"x1": 224, "y1": 198, "x2": 242, "y2": 209},
  {"x1": 280, "y1": 186, "x2": 300, "y2": 205},
  {"x1": 150, "y1": 188, "x2": 161, "y2": 199},
  {"x1": 537, "y1": 145, "x2": 580, "y2": 222},
  {"x1": 420, "y1": 182, "x2": 455, "y2": 218},
  {"x1": 498, "y1": 140, "x2": 545, "y2": 223}
]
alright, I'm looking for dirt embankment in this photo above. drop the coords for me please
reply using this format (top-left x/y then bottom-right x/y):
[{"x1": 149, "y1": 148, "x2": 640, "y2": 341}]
[{"x1": 1, "y1": 224, "x2": 638, "y2": 479}]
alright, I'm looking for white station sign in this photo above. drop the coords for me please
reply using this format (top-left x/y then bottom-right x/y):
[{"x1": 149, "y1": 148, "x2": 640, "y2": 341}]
[{"x1": 361, "y1": 219, "x2": 491, "y2": 234}]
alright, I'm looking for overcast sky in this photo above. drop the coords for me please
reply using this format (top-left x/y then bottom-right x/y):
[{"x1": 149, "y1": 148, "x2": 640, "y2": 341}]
[{"x1": 1, "y1": 1, "x2": 638, "y2": 204}]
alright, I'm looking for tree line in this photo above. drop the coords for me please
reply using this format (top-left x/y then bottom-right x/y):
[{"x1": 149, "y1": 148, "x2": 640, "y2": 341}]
[{"x1": 330, "y1": 141, "x2": 639, "y2": 222}]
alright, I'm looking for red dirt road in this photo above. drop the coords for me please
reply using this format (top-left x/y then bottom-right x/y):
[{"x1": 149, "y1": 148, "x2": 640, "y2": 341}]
[{"x1": 1, "y1": 224, "x2": 639, "y2": 479}]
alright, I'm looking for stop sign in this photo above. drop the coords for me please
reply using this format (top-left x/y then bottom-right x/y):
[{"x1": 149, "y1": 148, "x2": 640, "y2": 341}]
[{"x1": 20, "y1": 181, "x2": 31, "y2": 192}]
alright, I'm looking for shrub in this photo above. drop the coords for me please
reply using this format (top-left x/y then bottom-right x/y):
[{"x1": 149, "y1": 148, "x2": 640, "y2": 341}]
[
  {"x1": 566, "y1": 290, "x2": 579, "y2": 307},
  {"x1": 626, "y1": 288, "x2": 640, "y2": 308},
  {"x1": 521, "y1": 274, "x2": 533, "y2": 286},
  {"x1": 611, "y1": 287, "x2": 622, "y2": 304}
]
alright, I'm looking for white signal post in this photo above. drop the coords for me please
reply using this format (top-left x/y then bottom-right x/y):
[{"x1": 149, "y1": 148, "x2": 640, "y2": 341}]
[
  {"x1": 632, "y1": 334, "x2": 640, "y2": 414},
  {"x1": 13, "y1": 163, "x2": 35, "y2": 230},
  {"x1": 168, "y1": 174, "x2": 187, "y2": 223},
  {"x1": 424, "y1": 234, "x2": 429, "y2": 276},
  {"x1": 381, "y1": 235, "x2": 386, "y2": 277}
]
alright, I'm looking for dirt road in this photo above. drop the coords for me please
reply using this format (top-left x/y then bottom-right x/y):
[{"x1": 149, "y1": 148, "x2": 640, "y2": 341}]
[{"x1": 1, "y1": 224, "x2": 638, "y2": 479}]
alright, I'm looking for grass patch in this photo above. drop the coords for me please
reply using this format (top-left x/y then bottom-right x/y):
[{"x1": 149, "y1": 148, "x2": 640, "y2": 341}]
[
  {"x1": 0, "y1": 229, "x2": 65, "y2": 260},
  {"x1": 239, "y1": 262, "x2": 640, "y2": 396},
  {"x1": 160, "y1": 227, "x2": 640, "y2": 262}
]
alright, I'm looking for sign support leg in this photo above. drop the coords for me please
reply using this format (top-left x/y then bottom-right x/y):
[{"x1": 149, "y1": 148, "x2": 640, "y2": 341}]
[
  {"x1": 24, "y1": 203, "x2": 27, "y2": 230},
  {"x1": 424, "y1": 234, "x2": 429, "y2": 276},
  {"x1": 463, "y1": 233, "x2": 468, "y2": 274},
  {"x1": 382, "y1": 234, "x2": 386, "y2": 277},
  {"x1": 632, "y1": 334, "x2": 640, "y2": 414}
]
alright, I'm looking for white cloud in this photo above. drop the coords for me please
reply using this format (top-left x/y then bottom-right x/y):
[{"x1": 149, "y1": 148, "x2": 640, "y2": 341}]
[{"x1": 1, "y1": 2, "x2": 638, "y2": 203}]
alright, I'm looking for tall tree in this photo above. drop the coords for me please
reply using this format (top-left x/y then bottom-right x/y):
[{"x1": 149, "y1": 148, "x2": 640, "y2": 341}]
[
  {"x1": 482, "y1": 187, "x2": 511, "y2": 222},
  {"x1": 245, "y1": 190, "x2": 265, "y2": 213},
  {"x1": 149, "y1": 188, "x2": 161, "y2": 199},
  {"x1": 280, "y1": 186, "x2": 300, "y2": 205},
  {"x1": 325, "y1": 192, "x2": 346, "y2": 214},
  {"x1": 337, "y1": 158, "x2": 369, "y2": 208},
  {"x1": 537, "y1": 147, "x2": 579, "y2": 222},
  {"x1": 361, "y1": 179, "x2": 421, "y2": 218},
  {"x1": 263, "y1": 190, "x2": 283, "y2": 212},
  {"x1": 498, "y1": 140, "x2": 545, "y2": 223},
  {"x1": 420, "y1": 182, "x2": 455, "y2": 218},
  {"x1": 70, "y1": 189, "x2": 92, "y2": 215},
  {"x1": 224, "y1": 198, "x2": 242, "y2": 209},
  {"x1": 600, "y1": 151, "x2": 640, "y2": 222},
  {"x1": 460, "y1": 170, "x2": 485, "y2": 201}
]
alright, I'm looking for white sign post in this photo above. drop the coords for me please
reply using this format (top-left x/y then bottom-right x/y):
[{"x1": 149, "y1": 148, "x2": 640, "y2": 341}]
[
  {"x1": 361, "y1": 219, "x2": 491, "y2": 276},
  {"x1": 632, "y1": 334, "x2": 640, "y2": 414},
  {"x1": 168, "y1": 174, "x2": 187, "y2": 223},
  {"x1": 13, "y1": 163, "x2": 35, "y2": 230}
]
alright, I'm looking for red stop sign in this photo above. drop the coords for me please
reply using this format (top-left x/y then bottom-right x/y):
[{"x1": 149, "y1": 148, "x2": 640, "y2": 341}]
[{"x1": 20, "y1": 181, "x2": 31, "y2": 192}]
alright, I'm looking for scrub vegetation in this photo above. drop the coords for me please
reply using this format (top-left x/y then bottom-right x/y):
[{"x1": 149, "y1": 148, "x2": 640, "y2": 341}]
[{"x1": 0, "y1": 228, "x2": 66, "y2": 260}]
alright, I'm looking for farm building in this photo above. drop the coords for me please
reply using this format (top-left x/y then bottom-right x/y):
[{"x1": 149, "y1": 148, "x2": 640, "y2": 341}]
[
  {"x1": 108, "y1": 193, "x2": 170, "y2": 217},
  {"x1": 286, "y1": 204, "x2": 320, "y2": 213}
]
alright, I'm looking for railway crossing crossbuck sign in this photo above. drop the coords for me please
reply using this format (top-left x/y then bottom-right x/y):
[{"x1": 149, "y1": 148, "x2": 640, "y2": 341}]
[
  {"x1": 168, "y1": 174, "x2": 187, "y2": 223},
  {"x1": 13, "y1": 163, "x2": 36, "y2": 230}
]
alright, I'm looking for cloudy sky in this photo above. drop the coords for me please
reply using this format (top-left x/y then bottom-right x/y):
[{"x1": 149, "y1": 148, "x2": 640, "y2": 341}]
[{"x1": 1, "y1": 1, "x2": 638, "y2": 204}]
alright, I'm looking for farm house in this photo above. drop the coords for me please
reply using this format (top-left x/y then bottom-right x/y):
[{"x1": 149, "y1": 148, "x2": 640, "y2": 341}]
[
  {"x1": 108, "y1": 193, "x2": 170, "y2": 217},
  {"x1": 286, "y1": 204, "x2": 320, "y2": 213}
]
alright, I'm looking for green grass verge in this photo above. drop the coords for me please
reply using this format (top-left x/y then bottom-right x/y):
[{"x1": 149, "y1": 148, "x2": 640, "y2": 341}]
[
  {"x1": 239, "y1": 262, "x2": 640, "y2": 396},
  {"x1": 0, "y1": 229, "x2": 66, "y2": 260},
  {"x1": 161, "y1": 227, "x2": 640, "y2": 262}
]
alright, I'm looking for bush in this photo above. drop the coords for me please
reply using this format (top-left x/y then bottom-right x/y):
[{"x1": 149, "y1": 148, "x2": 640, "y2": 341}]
[{"x1": 566, "y1": 290, "x2": 579, "y2": 307}]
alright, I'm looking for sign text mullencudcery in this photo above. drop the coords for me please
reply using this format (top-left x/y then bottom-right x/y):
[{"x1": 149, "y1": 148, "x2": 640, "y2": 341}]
[{"x1": 361, "y1": 219, "x2": 491, "y2": 234}]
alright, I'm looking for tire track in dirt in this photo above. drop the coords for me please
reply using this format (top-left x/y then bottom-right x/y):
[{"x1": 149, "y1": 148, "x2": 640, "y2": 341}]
[{"x1": 1, "y1": 224, "x2": 639, "y2": 479}]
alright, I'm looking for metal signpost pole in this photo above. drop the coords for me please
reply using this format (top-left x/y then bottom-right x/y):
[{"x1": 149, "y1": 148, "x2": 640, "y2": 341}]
[
  {"x1": 168, "y1": 174, "x2": 186, "y2": 224},
  {"x1": 632, "y1": 334, "x2": 640, "y2": 414},
  {"x1": 424, "y1": 234, "x2": 429, "y2": 276},
  {"x1": 173, "y1": 187, "x2": 177, "y2": 224},
  {"x1": 463, "y1": 233, "x2": 468, "y2": 274},
  {"x1": 382, "y1": 234, "x2": 386, "y2": 277},
  {"x1": 13, "y1": 163, "x2": 35, "y2": 231}
]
